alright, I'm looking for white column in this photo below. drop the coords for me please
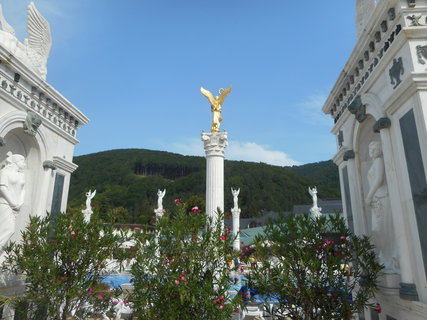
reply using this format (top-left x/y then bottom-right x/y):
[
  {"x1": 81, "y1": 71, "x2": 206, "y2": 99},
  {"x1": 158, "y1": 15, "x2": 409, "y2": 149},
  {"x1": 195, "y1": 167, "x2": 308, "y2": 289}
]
[
  {"x1": 232, "y1": 207, "x2": 241, "y2": 251},
  {"x1": 202, "y1": 132, "x2": 228, "y2": 224}
]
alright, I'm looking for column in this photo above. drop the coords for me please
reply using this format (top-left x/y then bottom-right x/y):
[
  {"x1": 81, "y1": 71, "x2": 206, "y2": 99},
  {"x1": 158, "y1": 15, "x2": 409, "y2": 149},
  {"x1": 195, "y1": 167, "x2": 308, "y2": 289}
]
[{"x1": 201, "y1": 132, "x2": 228, "y2": 224}]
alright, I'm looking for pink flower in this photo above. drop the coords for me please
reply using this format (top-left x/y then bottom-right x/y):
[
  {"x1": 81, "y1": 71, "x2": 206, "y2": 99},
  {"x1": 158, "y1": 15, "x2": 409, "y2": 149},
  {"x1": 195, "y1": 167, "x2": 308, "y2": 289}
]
[
  {"x1": 162, "y1": 209, "x2": 167, "y2": 214},
  {"x1": 174, "y1": 279, "x2": 180, "y2": 285},
  {"x1": 98, "y1": 292, "x2": 106, "y2": 298},
  {"x1": 174, "y1": 198, "x2": 183, "y2": 205},
  {"x1": 88, "y1": 288, "x2": 94, "y2": 296},
  {"x1": 219, "y1": 305, "x2": 223, "y2": 309},
  {"x1": 134, "y1": 227, "x2": 141, "y2": 231},
  {"x1": 374, "y1": 303, "x2": 381, "y2": 313},
  {"x1": 180, "y1": 275, "x2": 186, "y2": 281},
  {"x1": 191, "y1": 206, "x2": 200, "y2": 213},
  {"x1": 112, "y1": 300, "x2": 119, "y2": 305},
  {"x1": 340, "y1": 236, "x2": 347, "y2": 242},
  {"x1": 220, "y1": 234, "x2": 228, "y2": 241},
  {"x1": 226, "y1": 226, "x2": 232, "y2": 232},
  {"x1": 71, "y1": 231, "x2": 76, "y2": 235}
]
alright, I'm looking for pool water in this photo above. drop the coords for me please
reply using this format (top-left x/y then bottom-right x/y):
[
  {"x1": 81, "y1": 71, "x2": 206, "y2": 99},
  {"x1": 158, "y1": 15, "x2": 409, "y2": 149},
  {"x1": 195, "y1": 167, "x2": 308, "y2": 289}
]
[{"x1": 102, "y1": 274, "x2": 133, "y2": 289}]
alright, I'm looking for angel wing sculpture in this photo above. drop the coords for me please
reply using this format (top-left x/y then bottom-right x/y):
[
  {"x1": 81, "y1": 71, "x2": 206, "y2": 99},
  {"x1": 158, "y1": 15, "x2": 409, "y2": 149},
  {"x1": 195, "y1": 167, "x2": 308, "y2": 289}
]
[
  {"x1": 25, "y1": 2, "x2": 52, "y2": 80},
  {"x1": 0, "y1": 2, "x2": 51, "y2": 80},
  {"x1": 200, "y1": 86, "x2": 232, "y2": 133},
  {"x1": 0, "y1": 4, "x2": 16, "y2": 36}
]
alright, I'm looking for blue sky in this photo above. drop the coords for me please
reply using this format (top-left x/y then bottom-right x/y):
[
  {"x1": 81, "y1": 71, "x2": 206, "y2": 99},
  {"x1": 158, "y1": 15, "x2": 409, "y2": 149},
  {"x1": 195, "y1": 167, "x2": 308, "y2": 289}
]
[{"x1": 2, "y1": 0, "x2": 357, "y2": 165}]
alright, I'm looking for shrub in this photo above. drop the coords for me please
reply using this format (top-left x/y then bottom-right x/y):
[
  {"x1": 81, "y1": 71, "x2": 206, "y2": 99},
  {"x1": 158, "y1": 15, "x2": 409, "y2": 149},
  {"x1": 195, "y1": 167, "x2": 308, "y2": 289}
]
[
  {"x1": 249, "y1": 214, "x2": 383, "y2": 320},
  {"x1": 2, "y1": 211, "x2": 123, "y2": 320},
  {"x1": 130, "y1": 203, "x2": 241, "y2": 319}
]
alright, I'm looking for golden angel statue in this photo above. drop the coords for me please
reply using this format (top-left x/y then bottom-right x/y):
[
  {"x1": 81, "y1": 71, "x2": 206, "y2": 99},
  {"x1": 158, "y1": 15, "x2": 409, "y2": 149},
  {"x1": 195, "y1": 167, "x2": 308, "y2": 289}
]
[{"x1": 200, "y1": 86, "x2": 232, "y2": 133}]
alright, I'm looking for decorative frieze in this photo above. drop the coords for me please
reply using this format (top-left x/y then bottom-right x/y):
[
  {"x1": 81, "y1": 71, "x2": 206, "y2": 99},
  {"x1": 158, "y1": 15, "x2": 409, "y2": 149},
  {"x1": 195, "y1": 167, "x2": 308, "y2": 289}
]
[
  {"x1": 329, "y1": 6, "x2": 401, "y2": 124},
  {"x1": 374, "y1": 117, "x2": 391, "y2": 133},
  {"x1": 0, "y1": 70, "x2": 80, "y2": 138}
]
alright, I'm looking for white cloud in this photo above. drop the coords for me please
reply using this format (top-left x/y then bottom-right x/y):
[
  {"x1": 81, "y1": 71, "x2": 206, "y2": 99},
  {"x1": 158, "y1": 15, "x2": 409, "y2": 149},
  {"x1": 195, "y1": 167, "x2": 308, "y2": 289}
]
[
  {"x1": 227, "y1": 141, "x2": 300, "y2": 166},
  {"x1": 298, "y1": 92, "x2": 331, "y2": 127},
  {"x1": 170, "y1": 138, "x2": 300, "y2": 167}
]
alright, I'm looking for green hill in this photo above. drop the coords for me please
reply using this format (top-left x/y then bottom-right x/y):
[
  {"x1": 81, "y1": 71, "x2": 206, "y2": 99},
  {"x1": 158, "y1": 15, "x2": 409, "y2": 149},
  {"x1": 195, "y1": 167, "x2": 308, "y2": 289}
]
[{"x1": 69, "y1": 149, "x2": 340, "y2": 223}]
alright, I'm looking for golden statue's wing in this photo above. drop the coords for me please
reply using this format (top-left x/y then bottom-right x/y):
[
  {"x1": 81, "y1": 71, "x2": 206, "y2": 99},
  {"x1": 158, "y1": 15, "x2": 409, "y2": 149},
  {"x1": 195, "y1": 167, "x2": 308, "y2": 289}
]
[
  {"x1": 218, "y1": 85, "x2": 232, "y2": 105},
  {"x1": 200, "y1": 87, "x2": 216, "y2": 106}
]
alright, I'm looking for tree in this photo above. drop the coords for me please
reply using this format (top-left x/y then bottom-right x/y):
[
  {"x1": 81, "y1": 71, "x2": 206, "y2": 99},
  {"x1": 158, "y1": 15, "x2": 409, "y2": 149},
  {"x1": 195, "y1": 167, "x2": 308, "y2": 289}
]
[
  {"x1": 2, "y1": 211, "x2": 124, "y2": 320},
  {"x1": 249, "y1": 214, "x2": 382, "y2": 320},
  {"x1": 130, "y1": 203, "x2": 241, "y2": 319}
]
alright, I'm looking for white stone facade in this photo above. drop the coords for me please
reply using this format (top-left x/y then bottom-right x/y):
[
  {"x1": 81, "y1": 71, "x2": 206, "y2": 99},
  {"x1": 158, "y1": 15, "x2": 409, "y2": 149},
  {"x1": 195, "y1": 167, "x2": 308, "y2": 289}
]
[
  {"x1": 0, "y1": 5, "x2": 88, "y2": 304},
  {"x1": 323, "y1": 1, "x2": 427, "y2": 319}
]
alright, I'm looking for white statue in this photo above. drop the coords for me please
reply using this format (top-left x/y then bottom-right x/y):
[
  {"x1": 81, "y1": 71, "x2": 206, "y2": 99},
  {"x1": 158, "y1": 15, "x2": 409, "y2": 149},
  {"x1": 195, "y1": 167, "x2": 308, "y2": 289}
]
[
  {"x1": 0, "y1": 2, "x2": 52, "y2": 80},
  {"x1": 154, "y1": 189, "x2": 166, "y2": 218},
  {"x1": 82, "y1": 189, "x2": 96, "y2": 223},
  {"x1": 0, "y1": 152, "x2": 26, "y2": 252},
  {"x1": 231, "y1": 188, "x2": 240, "y2": 210},
  {"x1": 365, "y1": 141, "x2": 398, "y2": 272},
  {"x1": 308, "y1": 186, "x2": 322, "y2": 218},
  {"x1": 231, "y1": 188, "x2": 241, "y2": 251}
]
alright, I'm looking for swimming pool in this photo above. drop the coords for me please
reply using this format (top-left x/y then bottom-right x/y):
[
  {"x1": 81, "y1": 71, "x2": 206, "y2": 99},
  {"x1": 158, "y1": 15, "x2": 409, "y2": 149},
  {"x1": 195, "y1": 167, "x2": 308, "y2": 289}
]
[{"x1": 102, "y1": 273, "x2": 133, "y2": 289}]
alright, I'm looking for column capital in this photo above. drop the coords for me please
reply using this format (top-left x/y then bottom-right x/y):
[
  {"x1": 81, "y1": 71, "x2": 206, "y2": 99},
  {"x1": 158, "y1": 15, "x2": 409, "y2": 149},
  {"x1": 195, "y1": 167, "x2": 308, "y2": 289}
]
[{"x1": 201, "y1": 131, "x2": 228, "y2": 157}]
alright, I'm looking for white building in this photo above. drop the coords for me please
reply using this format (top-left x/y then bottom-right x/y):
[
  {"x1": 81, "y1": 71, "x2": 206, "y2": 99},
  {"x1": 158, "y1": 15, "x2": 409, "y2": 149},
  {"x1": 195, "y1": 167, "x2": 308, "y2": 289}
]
[
  {"x1": 323, "y1": 1, "x2": 427, "y2": 319},
  {"x1": 0, "y1": 3, "x2": 88, "y2": 306}
]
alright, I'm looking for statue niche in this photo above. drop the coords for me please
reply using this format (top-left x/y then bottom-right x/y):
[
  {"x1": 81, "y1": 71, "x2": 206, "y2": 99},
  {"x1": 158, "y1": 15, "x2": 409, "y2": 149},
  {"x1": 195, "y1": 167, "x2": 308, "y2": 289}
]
[
  {"x1": 0, "y1": 152, "x2": 26, "y2": 253},
  {"x1": 365, "y1": 141, "x2": 398, "y2": 273}
]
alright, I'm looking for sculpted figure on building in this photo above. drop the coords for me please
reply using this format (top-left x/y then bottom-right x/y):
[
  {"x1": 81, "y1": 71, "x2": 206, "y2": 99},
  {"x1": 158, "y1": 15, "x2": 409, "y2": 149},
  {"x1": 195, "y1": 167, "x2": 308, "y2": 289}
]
[
  {"x1": 365, "y1": 141, "x2": 398, "y2": 272},
  {"x1": 0, "y1": 152, "x2": 25, "y2": 252},
  {"x1": 0, "y1": 3, "x2": 52, "y2": 80}
]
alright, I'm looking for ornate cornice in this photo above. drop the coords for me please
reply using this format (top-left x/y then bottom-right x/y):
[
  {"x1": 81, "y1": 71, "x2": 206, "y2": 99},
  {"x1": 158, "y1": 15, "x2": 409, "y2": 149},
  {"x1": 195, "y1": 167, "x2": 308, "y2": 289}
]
[
  {"x1": 201, "y1": 132, "x2": 228, "y2": 157},
  {"x1": 0, "y1": 46, "x2": 89, "y2": 141},
  {"x1": 323, "y1": 2, "x2": 403, "y2": 124},
  {"x1": 53, "y1": 156, "x2": 78, "y2": 173}
]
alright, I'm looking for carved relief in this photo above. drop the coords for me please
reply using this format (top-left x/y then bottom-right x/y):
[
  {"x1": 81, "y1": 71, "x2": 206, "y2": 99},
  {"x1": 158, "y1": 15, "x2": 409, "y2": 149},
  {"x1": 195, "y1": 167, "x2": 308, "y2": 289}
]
[
  {"x1": 406, "y1": 14, "x2": 424, "y2": 26},
  {"x1": 348, "y1": 96, "x2": 367, "y2": 123},
  {"x1": 407, "y1": 0, "x2": 416, "y2": 8},
  {"x1": 365, "y1": 141, "x2": 398, "y2": 273},
  {"x1": 343, "y1": 150, "x2": 355, "y2": 161},
  {"x1": 389, "y1": 57, "x2": 404, "y2": 89},
  {"x1": 416, "y1": 45, "x2": 427, "y2": 65},
  {"x1": 42, "y1": 160, "x2": 57, "y2": 170},
  {"x1": 373, "y1": 117, "x2": 391, "y2": 133},
  {"x1": 23, "y1": 111, "x2": 42, "y2": 136}
]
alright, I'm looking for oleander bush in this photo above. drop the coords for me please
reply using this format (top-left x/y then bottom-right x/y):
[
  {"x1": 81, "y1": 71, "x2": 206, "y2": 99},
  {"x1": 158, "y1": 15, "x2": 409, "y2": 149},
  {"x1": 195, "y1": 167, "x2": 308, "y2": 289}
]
[
  {"x1": 2, "y1": 210, "x2": 124, "y2": 320},
  {"x1": 130, "y1": 201, "x2": 241, "y2": 319},
  {"x1": 249, "y1": 214, "x2": 383, "y2": 320}
]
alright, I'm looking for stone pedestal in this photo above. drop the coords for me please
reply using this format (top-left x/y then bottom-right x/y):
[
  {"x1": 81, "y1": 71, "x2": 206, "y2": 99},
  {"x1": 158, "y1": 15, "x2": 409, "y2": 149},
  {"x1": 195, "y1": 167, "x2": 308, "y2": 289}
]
[
  {"x1": 232, "y1": 207, "x2": 241, "y2": 251},
  {"x1": 201, "y1": 132, "x2": 228, "y2": 224}
]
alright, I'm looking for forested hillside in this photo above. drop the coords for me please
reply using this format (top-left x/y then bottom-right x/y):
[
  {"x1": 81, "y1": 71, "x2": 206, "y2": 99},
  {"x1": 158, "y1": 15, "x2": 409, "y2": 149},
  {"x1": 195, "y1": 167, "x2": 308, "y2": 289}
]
[
  {"x1": 290, "y1": 160, "x2": 340, "y2": 192},
  {"x1": 69, "y1": 149, "x2": 340, "y2": 223}
]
